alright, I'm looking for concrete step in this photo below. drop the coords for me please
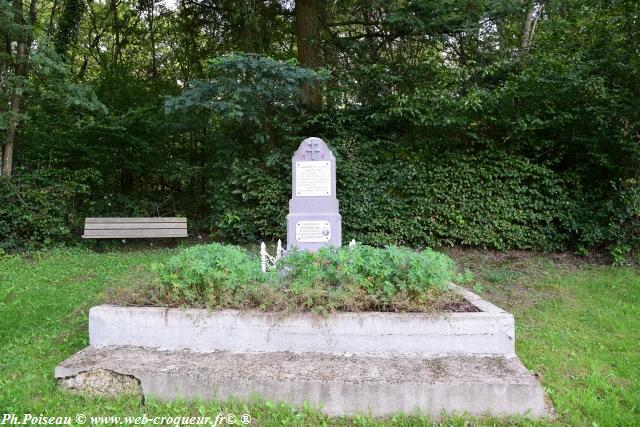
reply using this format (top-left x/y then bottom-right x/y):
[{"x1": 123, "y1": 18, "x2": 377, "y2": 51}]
[
  {"x1": 56, "y1": 346, "x2": 548, "y2": 418},
  {"x1": 88, "y1": 302, "x2": 515, "y2": 355}
]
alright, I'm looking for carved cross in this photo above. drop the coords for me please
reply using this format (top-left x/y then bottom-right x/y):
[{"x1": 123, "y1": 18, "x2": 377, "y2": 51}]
[{"x1": 304, "y1": 139, "x2": 322, "y2": 160}]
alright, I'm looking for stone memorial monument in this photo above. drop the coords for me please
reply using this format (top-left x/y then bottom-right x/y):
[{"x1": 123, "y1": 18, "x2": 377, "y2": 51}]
[{"x1": 286, "y1": 137, "x2": 342, "y2": 251}]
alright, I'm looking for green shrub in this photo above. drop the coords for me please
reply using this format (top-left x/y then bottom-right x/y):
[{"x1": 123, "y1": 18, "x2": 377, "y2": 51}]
[
  {"x1": 208, "y1": 158, "x2": 289, "y2": 242},
  {"x1": 0, "y1": 169, "x2": 96, "y2": 250},
  {"x1": 130, "y1": 243, "x2": 465, "y2": 314},
  {"x1": 155, "y1": 243, "x2": 266, "y2": 305},
  {"x1": 608, "y1": 180, "x2": 640, "y2": 256},
  {"x1": 280, "y1": 245, "x2": 454, "y2": 301}
]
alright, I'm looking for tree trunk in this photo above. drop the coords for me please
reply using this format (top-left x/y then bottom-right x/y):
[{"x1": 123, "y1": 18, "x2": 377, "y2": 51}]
[
  {"x1": 1, "y1": 17, "x2": 10, "y2": 176},
  {"x1": 3, "y1": 0, "x2": 34, "y2": 178},
  {"x1": 295, "y1": 0, "x2": 323, "y2": 109},
  {"x1": 2, "y1": 93, "x2": 21, "y2": 177},
  {"x1": 110, "y1": 0, "x2": 121, "y2": 63},
  {"x1": 522, "y1": 2, "x2": 543, "y2": 51},
  {"x1": 149, "y1": 0, "x2": 157, "y2": 80},
  {"x1": 2, "y1": 138, "x2": 14, "y2": 177}
]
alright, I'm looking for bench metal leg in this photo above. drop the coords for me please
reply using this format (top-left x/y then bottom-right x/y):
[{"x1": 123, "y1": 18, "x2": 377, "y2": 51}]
[{"x1": 95, "y1": 240, "x2": 102, "y2": 253}]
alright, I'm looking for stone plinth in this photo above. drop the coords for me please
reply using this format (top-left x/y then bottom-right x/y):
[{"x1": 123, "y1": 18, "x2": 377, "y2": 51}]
[{"x1": 286, "y1": 137, "x2": 341, "y2": 251}]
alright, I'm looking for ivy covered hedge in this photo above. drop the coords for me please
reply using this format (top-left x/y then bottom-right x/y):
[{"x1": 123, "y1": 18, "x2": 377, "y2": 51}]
[
  {"x1": 4, "y1": 140, "x2": 637, "y2": 256},
  {"x1": 338, "y1": 147, "x2": 575, "y2": 251},
  {"x1": 211, "y1": 142, "x2": 618, "y2": 253}
]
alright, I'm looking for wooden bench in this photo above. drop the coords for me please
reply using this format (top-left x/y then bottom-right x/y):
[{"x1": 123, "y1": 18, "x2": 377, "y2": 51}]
[{"x1": 82, "y1": 217, "x2": 188, "y2": 250}]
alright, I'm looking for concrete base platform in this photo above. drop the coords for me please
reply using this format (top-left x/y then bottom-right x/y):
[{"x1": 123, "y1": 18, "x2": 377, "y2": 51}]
[
  {"x1": 88, "y1": 289, "x2": 515, "y2": 356},
  {"x1": 56, "y1": 346, "x2": 547, "y2": 418}
]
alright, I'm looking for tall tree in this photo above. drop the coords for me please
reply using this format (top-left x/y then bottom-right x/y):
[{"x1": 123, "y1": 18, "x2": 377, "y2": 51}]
[
  {"x1": 2, "y1": 0, "x2": 36, "y2": 177},
  {"x1": 521, "y1": 1, "x2": 543, "y2": 51},
  {"x1": 53, "y1": 0, "x2": 84, "y2": 58},
  {"x1": 295, "y1": 0, "x2": 324, "y2": 109}
]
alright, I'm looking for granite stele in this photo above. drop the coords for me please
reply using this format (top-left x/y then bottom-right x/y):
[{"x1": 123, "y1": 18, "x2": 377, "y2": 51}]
[{"x1": 286, "y1": 137, "x2": 342, "y2": 251}]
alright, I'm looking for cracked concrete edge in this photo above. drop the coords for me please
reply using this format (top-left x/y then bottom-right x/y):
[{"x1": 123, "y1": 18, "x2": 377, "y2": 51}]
[
  {"x1": 55, "y1": 347, "x2": 549, "y2": 418},
  {"x1": 57, "y1": 368, "x2": 143, "y2": 398}
]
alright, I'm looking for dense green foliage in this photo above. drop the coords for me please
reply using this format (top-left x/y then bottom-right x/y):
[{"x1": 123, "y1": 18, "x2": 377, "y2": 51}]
[
  {"x1": 132, "y1": 243, "x2": 463, "y2": 313},
  {"x1": 2, "y1": 1, "x2": 639, "y2": 257},
  {"x1": 0, "y1": 169, "x2": 95, "y2": 249},
  {"x1": 2, "y1": 248, "x2": 639, "y2": 425},
  {"x1": 156, "y1": 243, "x2": 266, "y2": 304},
  {"x1": 279, "y1": 245, "x2": 458, "y2": 304}
]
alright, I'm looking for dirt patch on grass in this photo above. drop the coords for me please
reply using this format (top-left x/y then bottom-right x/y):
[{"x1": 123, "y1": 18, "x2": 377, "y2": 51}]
[
  {"x1": 446, "y1": 247, "x2": 610, "y2": 267},
  {"x1": 445, "y1": 247, "x2": 584, "y2": 311}
]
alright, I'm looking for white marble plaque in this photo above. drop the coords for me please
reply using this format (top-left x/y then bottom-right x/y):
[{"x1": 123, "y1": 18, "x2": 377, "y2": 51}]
[
  {"x1": 295, "y1": 161, "x2": 331, "y2": 197},
  {"x1": 296, "y1": 221, "x2": 331, "y2": 242}
]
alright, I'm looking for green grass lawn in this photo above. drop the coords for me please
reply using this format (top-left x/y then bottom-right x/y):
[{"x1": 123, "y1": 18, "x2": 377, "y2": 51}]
[{"x1": 1, "y1": 247, "x2": 638, "y2": 426}]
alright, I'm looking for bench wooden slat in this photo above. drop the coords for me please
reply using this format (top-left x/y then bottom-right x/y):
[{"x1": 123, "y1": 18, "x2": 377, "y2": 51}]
[
  {"x1": 85, "y1": 223, "x2": 187, "y2": 230},
  {"x1": 82, "y1": 229, "x2": 188, "y2": 238},
  {"x1": 85, "y1": 217, "x2": 186, "y2": 223},
  {"x1": 82, "y1": 217, "x2": 188, "y2": 241}
]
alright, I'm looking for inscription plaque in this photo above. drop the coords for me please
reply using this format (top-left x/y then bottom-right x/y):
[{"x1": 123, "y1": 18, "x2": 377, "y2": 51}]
[
  {"x1": 296, "y1": 220, "x2": 331, "y2": 243},
  {"x1": 295, "y1": 161, "x2": 331, "y2": 197}
]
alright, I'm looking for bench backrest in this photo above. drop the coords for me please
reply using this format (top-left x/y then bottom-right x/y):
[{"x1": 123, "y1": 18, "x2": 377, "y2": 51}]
[{"x1": 82, "y1": 217, "x2": 188, "y2": 239}]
